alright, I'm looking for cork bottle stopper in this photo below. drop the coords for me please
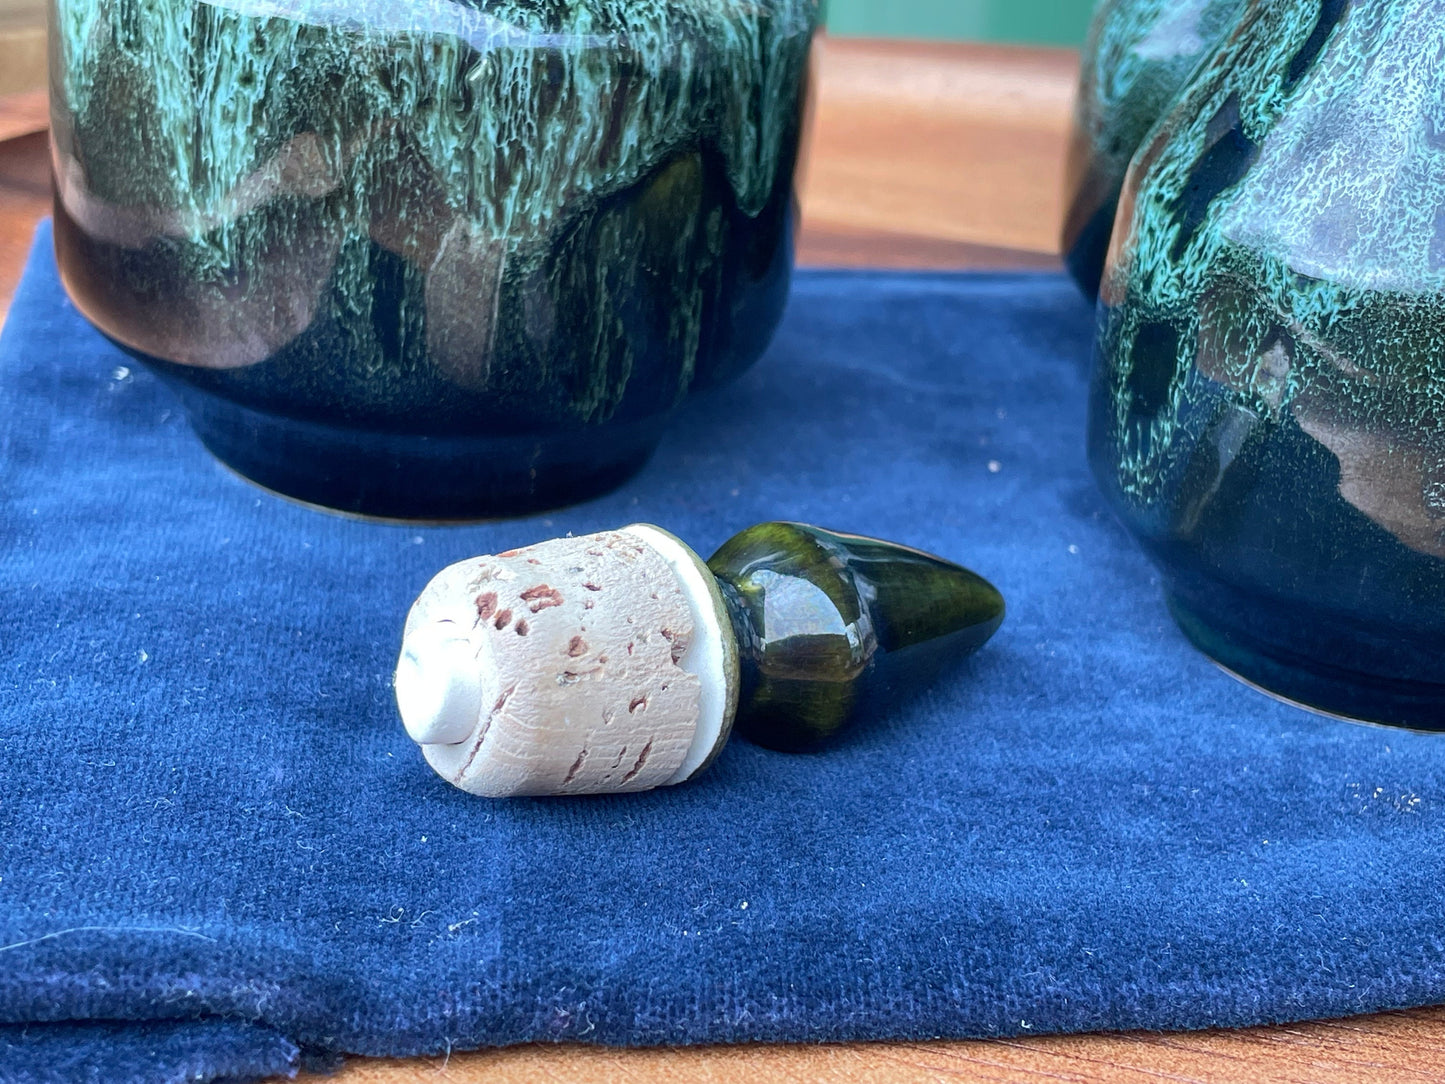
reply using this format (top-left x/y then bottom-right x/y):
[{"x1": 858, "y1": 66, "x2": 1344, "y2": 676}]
[{"x1": 396, "y1": 526, "x2": 738, "y2": 797}]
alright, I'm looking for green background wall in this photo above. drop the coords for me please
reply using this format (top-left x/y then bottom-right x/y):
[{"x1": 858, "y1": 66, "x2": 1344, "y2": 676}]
[{"x1": 826, "y1": 0, "x2": 1095, "y2": 47}]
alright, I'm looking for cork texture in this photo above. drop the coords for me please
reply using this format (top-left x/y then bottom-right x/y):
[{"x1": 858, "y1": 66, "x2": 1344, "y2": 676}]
[{"x1": 407, "y1": 530, "x2": 703, "y2": 797}]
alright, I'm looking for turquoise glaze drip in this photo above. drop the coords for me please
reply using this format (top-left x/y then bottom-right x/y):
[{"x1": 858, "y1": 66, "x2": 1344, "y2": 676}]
[
  {"x1": 49, "y1": 0, "x2": 818, "y2": 517},
  {"x1": 54, "y1": 0, "x2": 811, "y2": 251},
  {"x1": 1062, "y1": 0, "x2": 1243, "y2": 297},
  {"x1": 1090, "y1": 0, "x2": 1445, "y2": 727}
]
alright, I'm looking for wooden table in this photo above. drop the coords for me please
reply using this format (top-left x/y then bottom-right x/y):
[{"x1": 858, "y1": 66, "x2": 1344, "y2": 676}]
[{"x1": 4, "y1": 35, "x2": 1441, "y2": 1084}]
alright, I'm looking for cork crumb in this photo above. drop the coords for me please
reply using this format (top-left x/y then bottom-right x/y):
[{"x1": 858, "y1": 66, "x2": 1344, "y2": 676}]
[
  {"x1": 561, "y1": 748, "x2": 588, "y2": 786},
  {"x1": 582, "y1": 581, "x2": 602, "y2": 592},
  {"x1": 475, "y1": 592, "x2": 498, "y2": 620},
  {"x1": 629, "y1": 695, "x2": 647, "y2": 714},
  {"x1": 659, "y1": 627, "x2": 689, "y2": 664},
  {"x1": 454, "y1": 684, "x2": 515, "y2": 781},
  {"x1": 620, "y1": 740, "x2": 653, "y2": 785},
  {"x1": 494, "y1": 609, "x2": 513, "y2": 630},
  {"x1": 567, "y1": 636, "x2": 588, "y2": 657},
  {"x1": 515, "y1": 619, "x2": 529, "y2": 636},
  {"x1": 520, "y1": 584, "x2": 564, "y2": 612}
]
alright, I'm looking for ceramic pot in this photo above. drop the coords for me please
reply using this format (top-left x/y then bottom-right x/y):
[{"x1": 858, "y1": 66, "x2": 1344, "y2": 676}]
[
  {"x1": 1090, "y1": 0, "x2": 1445, "y2": 728},
  {"x1": 49, "y1": 0, "x2": 818, "y2": 517},
  {"x1": 1062, "y1": 0, "x2": 1243, "y2": 299}
]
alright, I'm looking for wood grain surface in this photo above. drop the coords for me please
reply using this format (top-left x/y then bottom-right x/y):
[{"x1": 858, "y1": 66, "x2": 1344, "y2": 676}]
[
  {"x1": 796, "y1": 38, "x2": 1076, "y2": 269},
  {"x1": 0, "y1": 123, "x2": 49, "y2": 314},
  {"x1": 2, "y1": 33, "x2": 1440, "y2": 1083},
  {"x1": 301, "y1": 1006, "x2": 1445, "y2": 1083}
]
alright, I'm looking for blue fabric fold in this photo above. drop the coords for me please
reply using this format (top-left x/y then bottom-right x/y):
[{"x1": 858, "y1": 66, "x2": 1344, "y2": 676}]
[{"x1": 3, "y1": 222, "x2": 1443, "y2": 1083}]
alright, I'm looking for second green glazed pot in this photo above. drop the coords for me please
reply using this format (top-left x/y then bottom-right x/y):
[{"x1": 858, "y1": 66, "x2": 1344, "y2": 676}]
[
  {"x1": 1091, "y1": 0, "x2": 1445, "y2": 727},
  {"x1": 50, "y1": 0, "x2": 819, "y2": 517}
]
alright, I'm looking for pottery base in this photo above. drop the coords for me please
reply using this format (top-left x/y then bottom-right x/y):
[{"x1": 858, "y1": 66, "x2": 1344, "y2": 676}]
[
  {"x1": 164, "y1": 383, "x2": 661, "y2": 520},
  {"x1": 1165, "y1": 584, "x2": 1445, "y2": 731}
]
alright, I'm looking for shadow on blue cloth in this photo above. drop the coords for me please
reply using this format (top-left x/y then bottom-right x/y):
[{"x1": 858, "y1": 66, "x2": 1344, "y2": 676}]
[{"x1": 3, "y1": 222, "x2": 1443, "y2": 1082}]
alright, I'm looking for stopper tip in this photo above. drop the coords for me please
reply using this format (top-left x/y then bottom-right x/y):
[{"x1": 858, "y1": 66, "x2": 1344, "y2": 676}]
[{"x1": 395, "y1": 624, "x2": 483, "y2": 746}]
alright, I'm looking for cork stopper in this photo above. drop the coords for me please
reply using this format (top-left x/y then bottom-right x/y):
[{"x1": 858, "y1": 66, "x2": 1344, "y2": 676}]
[{"x1": 397, "y1": 526, "x2": 738, "y2": 797}]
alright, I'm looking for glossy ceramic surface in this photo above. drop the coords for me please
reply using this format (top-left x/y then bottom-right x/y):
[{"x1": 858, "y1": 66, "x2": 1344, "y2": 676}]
[
  {"x1": 1091, "y1": 0, "x2": 1445, "y2": 727},
  {"x1": 49, "y1": 0, "x2": 818, "y2": 517},
  {"x1": 708, "y1": 523, "x2": 1005, "y2": 752},
  {"x1": 1063, "y1": 0, "x2": 1242, "y2": 298}
]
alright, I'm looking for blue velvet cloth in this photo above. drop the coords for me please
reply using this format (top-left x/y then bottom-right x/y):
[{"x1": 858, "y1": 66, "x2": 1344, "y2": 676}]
[{"x1": 3, "y1": 221, "x2": 1444, "y2": 1083}]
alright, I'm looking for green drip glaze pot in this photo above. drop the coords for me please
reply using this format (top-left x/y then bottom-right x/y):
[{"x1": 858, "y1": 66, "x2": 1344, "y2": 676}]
[
  {"x1": 1091, "y1": 0, "x2": 1445, "y2": 728},
  {"x1": 49, "y1": 0, "x2": 819, "y2": 518},
  {"x1": 1062, "y1": 0, "x2": 1243, "y2": 299}
]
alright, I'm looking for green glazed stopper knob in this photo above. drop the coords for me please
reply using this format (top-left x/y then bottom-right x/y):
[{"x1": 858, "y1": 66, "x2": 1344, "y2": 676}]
[
  {"x1": 397, "y1": 522, "x2": 1004, "y2": 797},
  {"x1": 709, "y1": 523, "x2": 1006, "y2": 752}
]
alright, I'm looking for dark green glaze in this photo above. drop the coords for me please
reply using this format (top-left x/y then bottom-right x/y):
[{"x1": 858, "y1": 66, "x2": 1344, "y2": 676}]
[
  {"x1": 1091, "y1": 0, "x2": 1445, "y2": 727},
  {"x1": 707, "y1": 523, "x2": 1005, "y2": 752},
  {"x1": 49, "y1": 0, "x2": 818, "y2": 517},
  {"x1": 1063, "y1": 0, "x2": 1243, "y2": 298}
]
